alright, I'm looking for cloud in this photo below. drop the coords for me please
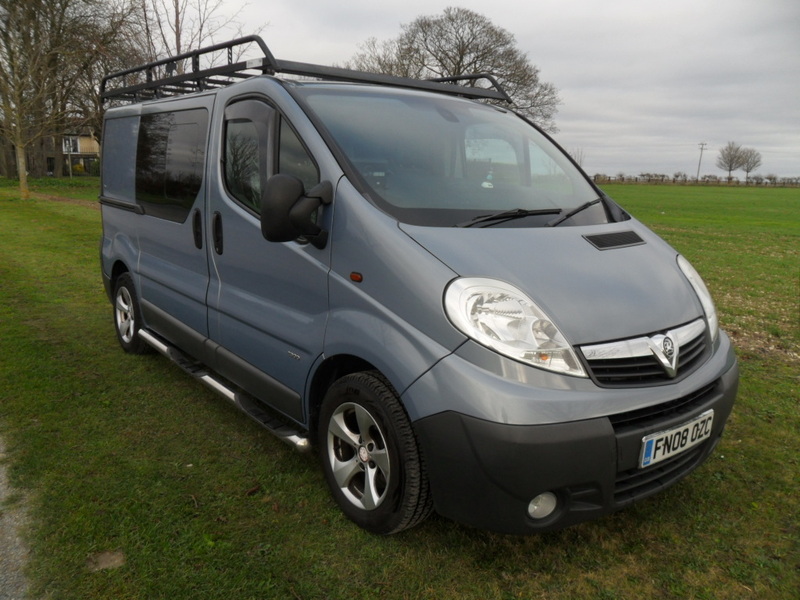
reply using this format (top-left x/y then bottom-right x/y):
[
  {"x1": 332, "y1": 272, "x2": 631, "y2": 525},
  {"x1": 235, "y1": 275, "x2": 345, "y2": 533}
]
[{"x1": 230, "y1": 0, "x2": 799, "y2": 176}]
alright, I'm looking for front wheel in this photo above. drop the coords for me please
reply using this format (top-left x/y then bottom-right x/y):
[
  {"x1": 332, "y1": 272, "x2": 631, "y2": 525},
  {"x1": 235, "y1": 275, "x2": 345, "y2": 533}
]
[
  {"x1": 318, "y1": 371, "x2": 433, "y2": 534},
  {"x1": 112, "y1": 273, "x2": 151, "y2": 355}
]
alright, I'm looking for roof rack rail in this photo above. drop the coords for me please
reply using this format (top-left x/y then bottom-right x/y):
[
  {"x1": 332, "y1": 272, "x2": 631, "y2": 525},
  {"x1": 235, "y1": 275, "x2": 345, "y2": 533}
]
[
  {"x1": 101, "y1": 35, "x2": 513, "y2": 105},
  {"x1": 429, "y1": 73, "x2": 513, "y2": 104}
]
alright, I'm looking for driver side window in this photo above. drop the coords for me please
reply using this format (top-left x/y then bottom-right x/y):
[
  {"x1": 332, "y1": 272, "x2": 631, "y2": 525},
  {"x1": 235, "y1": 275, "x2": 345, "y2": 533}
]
[
  {"x1": 279, "y1": 120, "x2": 319, "y2": 190},
  {"x1": 223, "y1": 99, "x2": 274, "y2": 213},
  {"x1": 225, "y1": 119, "x2": 262, "y2": 211},
  {"x1": 223, "y1": 100, "x2": 319, "y2": 213}
]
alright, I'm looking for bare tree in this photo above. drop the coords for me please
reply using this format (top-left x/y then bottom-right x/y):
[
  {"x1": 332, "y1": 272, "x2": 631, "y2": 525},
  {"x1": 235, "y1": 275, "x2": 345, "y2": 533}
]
[
  {"x1": 72, "y1": 2, "x2": 148, "y2": 143},
  {"x1": 134, "y1": 0, "x2": 258, "y2": 67},
  {"x1": 740, "y1": 147, "x2": 762, "y2": 184},
  {"x1": 0, "y1": 0, "x2": 134, "y2": 194},
  {"x1": 51, "y1": 1, "x2": 135, "y2": 173},
  {"x1": 1, "y1": 1, "x2": 48, "y2": 195},
  {"x1": 348, "y1": 36, "x2": 421, "y2": 79},
  {"x1": 0, "y1": 0, "x2": 74, "y2": 196},
  {"x1": 716, "y1": 141, "x2": 745, "y2": 181},
  {"x1": 347, "y1": 7, "x2": 561, "y2": 132}
]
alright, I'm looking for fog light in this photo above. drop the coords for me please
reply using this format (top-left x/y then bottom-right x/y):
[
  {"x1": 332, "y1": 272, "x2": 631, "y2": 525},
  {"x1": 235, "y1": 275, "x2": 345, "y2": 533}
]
[{"x1": 527, "y1": 492, "x2": 558, "y2": 520}]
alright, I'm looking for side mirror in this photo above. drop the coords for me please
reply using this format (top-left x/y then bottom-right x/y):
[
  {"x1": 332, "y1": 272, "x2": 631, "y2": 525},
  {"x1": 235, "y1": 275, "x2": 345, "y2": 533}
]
[{"x1": 261, "y1": 174, "x2": 332, "y2": 249}]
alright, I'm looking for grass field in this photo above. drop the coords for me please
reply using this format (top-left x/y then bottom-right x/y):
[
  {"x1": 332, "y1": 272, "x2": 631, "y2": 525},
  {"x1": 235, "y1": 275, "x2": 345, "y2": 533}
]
[{"x1": 0, "y1": 178, "x2": 798, "y2": 599}]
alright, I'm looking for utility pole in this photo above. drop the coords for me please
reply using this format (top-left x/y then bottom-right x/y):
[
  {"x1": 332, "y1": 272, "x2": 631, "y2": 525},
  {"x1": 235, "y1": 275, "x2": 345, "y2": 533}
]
[{"x1": 696, "y1": 142, "x2": 707, "y2": 181}]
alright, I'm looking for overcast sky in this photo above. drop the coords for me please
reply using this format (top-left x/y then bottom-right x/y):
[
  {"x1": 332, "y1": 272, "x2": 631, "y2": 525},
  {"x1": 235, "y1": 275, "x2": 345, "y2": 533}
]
[{"x1": 227, "y1": 0, "x2": 799, "y2": 178}]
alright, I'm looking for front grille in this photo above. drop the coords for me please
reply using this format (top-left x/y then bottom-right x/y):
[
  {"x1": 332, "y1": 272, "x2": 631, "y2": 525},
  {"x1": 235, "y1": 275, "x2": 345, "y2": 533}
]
[
  {"x1": 614, "y1": 443, "x2": 709, "y2": 506},
  {"x1": 608, "y1": 382, "x2": 718, "y2": 431},
  {"x1": 588, "y1": 332, "x2": 706, "y2": 385},
  {"x1": 580, "y1": 319, "x2": 708, "y2": 387},
  {"x1": 588, "y1": 354, "x2": 666, "y2": 383}
]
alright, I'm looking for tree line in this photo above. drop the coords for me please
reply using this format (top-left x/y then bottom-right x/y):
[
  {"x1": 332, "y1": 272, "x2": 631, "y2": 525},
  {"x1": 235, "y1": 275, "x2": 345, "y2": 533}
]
[
  {"x1": 585, "y1": 139, "x2": 794, "y2": 186},
  {"x1": 593, "y1": 173, "x2": 798, "y2": 186}
]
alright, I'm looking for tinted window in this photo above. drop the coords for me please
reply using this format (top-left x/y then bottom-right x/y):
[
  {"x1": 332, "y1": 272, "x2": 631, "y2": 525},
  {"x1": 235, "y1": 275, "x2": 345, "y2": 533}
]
[
  {"x1": 279, "y1": 120, "x2": 318, "y2": 190},
  {"x1": 102, "y1": 116, "x2": 139, "y2": 201},
  {"x1": 136, "y1": 108, "x2": 208, "y2": 222},
  {"x1": 225, "y1": 119, "x2": 262, "y2": 211},
  {"x1": 465, "y1": 126, "x2": 522, "y2": 187},
  {"x1": 223, "y1": 102, "x2": 319, "y2": 214}
]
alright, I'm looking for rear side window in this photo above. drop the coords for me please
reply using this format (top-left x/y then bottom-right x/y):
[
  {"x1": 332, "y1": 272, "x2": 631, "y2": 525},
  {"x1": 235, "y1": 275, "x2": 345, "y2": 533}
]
[
  {"x1": 101, "y1": 116, "x2": 139, "y2": 202},
  {"x1": 136, "y1": 108, "x2": 209, "y2": 222}
]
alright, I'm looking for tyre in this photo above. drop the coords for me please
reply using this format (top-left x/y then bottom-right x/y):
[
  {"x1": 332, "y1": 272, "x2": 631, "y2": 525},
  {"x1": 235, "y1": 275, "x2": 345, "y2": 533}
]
[
  {"x1": 318, "y1": 371, "x2": 433, "y2": 534},
  {"x1": 112, "y1": 273, "x2": 152, "y2": 354}
]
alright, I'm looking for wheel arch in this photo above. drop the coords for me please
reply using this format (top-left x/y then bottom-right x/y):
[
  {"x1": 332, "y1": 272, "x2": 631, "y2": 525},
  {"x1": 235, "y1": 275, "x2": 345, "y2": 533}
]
[
  {"x1": 102, "y1": 259, "x2": 133, "y2": 303},
  {"x1": 110, "y1": 260, "x2": 130, "y2": 285},
  {"x1": 307, "y1": 354, "x2": 376, "y2": 438}
]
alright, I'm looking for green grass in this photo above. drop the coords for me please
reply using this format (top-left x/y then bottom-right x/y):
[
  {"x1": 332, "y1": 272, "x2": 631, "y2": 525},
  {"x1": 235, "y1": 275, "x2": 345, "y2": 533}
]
[
  {"x1": 0, "y1": 175, "x2": 101, "y2": 202},
  {"x1": 602, "y1": 184, "x2": 800, "y2": 363},
  {"x1": 1, "y1": 182, "x2": 798, "y2": 599}
]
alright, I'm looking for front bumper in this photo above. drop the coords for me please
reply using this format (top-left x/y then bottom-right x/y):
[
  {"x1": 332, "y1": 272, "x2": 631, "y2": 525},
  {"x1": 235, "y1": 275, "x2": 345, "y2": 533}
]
[{"x1": 409, "y1": 339, "x2": 739, "y2": 534}]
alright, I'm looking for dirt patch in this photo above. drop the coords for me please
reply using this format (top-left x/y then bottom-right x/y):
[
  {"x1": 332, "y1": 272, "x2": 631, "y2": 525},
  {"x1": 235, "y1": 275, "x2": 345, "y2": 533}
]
[
  {"x1": 0, "y1": 435, "x2": 30, "y2": 600},
  {"x1": 31, "y1": 193, "x2": 100, "y2": 210},
  {"x1": 86, "y1": 550, "x2": 127, "y2": 572}
]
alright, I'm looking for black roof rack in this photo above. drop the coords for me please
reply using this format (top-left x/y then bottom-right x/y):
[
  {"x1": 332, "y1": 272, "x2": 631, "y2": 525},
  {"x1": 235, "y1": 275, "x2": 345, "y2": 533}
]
[{"x1": 101, "y1": 35, "x2": 513, "y2": 105}]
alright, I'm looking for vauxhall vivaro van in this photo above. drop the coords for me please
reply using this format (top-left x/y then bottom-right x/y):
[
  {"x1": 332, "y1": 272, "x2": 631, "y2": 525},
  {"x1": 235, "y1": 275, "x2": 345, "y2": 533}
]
[{"x1": 99, "y1": 36, "x2": 738, "y2": 534}]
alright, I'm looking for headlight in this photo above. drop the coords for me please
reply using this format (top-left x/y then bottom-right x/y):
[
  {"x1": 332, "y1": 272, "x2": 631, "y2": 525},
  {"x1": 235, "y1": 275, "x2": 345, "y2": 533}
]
[
  {"x1": 677, "y1": 255, "x2": 719, "y2": 342},
  {"x1": 444, "y1": 278, "x2": 586, "y2": 377}
]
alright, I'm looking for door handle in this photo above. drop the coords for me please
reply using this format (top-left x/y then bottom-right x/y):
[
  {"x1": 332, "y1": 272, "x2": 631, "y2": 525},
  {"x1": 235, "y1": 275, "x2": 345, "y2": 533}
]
[
  {"x1": 192, "y1": 208, "x2": 203, "y2": 249},
  {"x1": 212, "y1": 211, "x2": 223, "y2": 255}
]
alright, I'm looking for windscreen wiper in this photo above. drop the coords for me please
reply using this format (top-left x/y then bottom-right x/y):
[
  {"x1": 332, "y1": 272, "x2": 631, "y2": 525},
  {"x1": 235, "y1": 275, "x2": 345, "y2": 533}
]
[
  {"x1": 545, "y1": 198, "x2": 602, "y2": 227},
  {"x1": 456, "y1": 207, "x2": 562, "y2": 228}
]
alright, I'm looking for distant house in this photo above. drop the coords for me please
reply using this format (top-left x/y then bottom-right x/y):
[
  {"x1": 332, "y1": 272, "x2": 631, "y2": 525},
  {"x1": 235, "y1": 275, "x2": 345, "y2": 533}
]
[
  {"x1": 55, "y1": 131, "x2": 100, "y2": 176},
  {"x1": 0, "y1": 130, "x2": 101, "y2": 178}
]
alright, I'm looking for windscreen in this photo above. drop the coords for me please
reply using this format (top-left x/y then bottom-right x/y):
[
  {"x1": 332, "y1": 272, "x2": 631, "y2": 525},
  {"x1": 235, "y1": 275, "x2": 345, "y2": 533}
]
[{"x1": 297, "y1": 86, "x2": 603, "y2": 227}]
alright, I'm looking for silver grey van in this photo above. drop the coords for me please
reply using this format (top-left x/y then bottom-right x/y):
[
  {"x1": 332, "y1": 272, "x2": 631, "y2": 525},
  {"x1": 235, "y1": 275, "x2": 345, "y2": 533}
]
[{"x1": 99, "y1": 36, "x2": 738, "y2": 534}]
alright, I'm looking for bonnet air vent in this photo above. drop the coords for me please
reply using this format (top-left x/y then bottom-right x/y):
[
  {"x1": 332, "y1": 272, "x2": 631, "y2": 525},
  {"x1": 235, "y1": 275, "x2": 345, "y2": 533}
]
[{"x1": 584, "y1": 231, "x2": 645, "y2": 250}]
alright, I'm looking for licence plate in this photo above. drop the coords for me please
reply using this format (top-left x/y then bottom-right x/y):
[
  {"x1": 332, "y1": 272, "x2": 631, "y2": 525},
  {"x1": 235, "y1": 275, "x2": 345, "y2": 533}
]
[{"x1": 640, "y1": 410, "x2": 714, "y2": 468}]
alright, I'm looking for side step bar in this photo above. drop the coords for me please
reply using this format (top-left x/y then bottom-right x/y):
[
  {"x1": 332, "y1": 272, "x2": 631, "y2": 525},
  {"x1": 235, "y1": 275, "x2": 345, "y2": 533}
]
[{"x1": 138, "y1": 329, "x2": 311, "y2": 453}]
